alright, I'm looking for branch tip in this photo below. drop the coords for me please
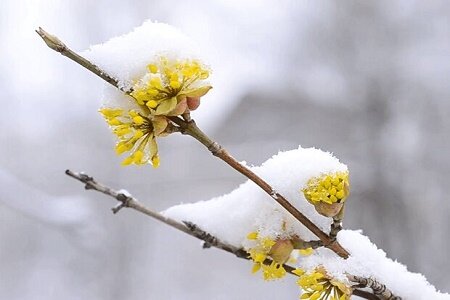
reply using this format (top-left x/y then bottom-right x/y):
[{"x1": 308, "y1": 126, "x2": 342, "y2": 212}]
[
  {"x1": 36, "y1": 27, "x2": 66, "y2": 53},
  {"x1": 112, "y1": 203, "x2": 125, "y2": 214}
]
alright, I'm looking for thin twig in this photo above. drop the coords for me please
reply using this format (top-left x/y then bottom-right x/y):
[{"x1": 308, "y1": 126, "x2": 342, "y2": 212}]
[
  {"x1": 348, "y1": 275, "x2": 401, "y2": 300},
  {"x1": 353, "y1": 290, "x2": 381, "y2": 300},
  {"x1": 65, "y1": 169, "x2": 248, "y2": 258},
  {"x1": 330, "y1": 217, "x2": 342, "y2": 240},
  {"x1": 65, "y1": 169, "x2": 376, "y2": 300},
  {"x1": 330, "y1": 206, "x2": 345, "y2": 240},
  {"x1": 35, "y1": 27, "x2": 350, "y2": 258},
  {"x1": 291, "y1": 238, "x2": 323, "y2": 250},
  {"x1": 36, "y1": 27, "x2": 122, "y2": 90}
]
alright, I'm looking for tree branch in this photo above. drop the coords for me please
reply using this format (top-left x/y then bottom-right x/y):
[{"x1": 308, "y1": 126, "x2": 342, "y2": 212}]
[
  {"x1": 65, "y1": 169, "x2": 249, "y2": 258},
  {"x1": 37, "y1": 27, "x2": 398, "y2": 299},
  {"x1": 353, "y1": 290, "x2": 381, "y2": 300},
  {"x1": 348, "y1": 275, "x2": 401, "y2": 300},
  {"x1": 36, "y1": 27, "x2": 122, "y2": 90},
  {"x1": 65, "y1": 169, "x2": 377, "y2": 300},
  {"x1": 37, "y1": 27, "x2": 349, "y2": 259},
  {"x1": 171, "y1": 116, "x2": 350, "y2": 258}
]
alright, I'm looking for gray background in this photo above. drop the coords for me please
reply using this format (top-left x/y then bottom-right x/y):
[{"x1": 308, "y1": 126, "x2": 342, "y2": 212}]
[{"x1": 0, "y1": 1, "x2": 449, "y2": 299}]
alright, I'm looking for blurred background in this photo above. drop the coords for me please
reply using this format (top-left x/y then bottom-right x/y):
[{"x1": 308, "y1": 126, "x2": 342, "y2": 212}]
[{"x1": 1, "y1": 0, "x2": 449, "y2": 299}]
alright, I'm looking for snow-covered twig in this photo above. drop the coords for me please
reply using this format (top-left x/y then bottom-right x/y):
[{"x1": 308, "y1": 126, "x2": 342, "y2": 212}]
[
  {"x1": 348, "y1": 275, "x2": 401, "y2": 300},
  {"x1": 65, "y1": 169, "x2": 379, "y2": 300},
  {"x1": 36, "y1": 27, "x2": 349, "y2": 259},
  {"x1": 167, "y1": 117, "x2": 351, "y2": 260}
]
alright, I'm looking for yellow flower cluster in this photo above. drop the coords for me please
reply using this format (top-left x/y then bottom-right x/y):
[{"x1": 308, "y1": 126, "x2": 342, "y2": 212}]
[
  {"x1": 303, "y1": 172, "x2": 350, "y2": 205},
  {"x1": 246, "y1": 232, "x2": 287, "y2": 280},
  {"x1": 100, "y1": 108, "x2": 168, "y2": 167},
  {"x1": 131, "y1": 56, "x2": 211, "y2": 116},
  {"x1": 101, "y1": 55, "x2": 211, "y2": 167},
  {"x1": 294, "y1": 267, "x2": 351, "y2": 300}
]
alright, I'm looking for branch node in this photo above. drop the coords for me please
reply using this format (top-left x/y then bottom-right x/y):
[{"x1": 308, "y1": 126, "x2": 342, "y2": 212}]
[
  {"x1": 112, "y1": 193, "x2": 132, "y2": 214},
  {"x1": 292, "y1": 238, "x2": 323, "y2": 250},
  {"x1": 182, "y1": 111, "x2": 192, "y2": 122},
  {"x1": 270, "y1": 190, "x2": 279, "y2": 200},
  {"x1": 183, "y1": 221, "x2": 218, "y2": 248},
  {"x1": 111, "y1": 203, "x2": 125, "y2": 214},
  {"x1": 349, "y1": 275, "x2": 402, "y2": 300},
  {"x1": 84, "y1": 183, "x2": 95, "y2": 190},
  {"x1": 208, "y1": 142, "x2": 222, "y2": 156},
  {"x1": 330, "y1": 217, "x2": 343, "y2": 241}
]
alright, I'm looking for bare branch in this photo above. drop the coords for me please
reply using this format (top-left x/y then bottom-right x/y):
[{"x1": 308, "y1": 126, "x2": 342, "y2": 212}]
[
  {"x1": 353, "y1": 290, "x2": 381, "y2": 300},
  {"x1": 65, "y1": 169, "x2": 247, "y2": 258},
  {"x1": 36, "y1": 27, "x2": 122, "y2": 90},
  {"x1": 330, "y1": 206, "x2": 345, "y2": 240},
  {"x1": 291, "y1": 238, "x2": 323, "y2": 250},
  {"x1": 349, "y1": 275, "x2": 402, "y2": 300}
]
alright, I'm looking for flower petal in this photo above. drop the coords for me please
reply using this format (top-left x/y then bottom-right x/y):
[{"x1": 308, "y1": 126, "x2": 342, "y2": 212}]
[
  {"x1": 180, "y1": 85, "x2": 212, "y2": 98},
  {"x1": 149, "y1": 136, "x2": 158, "y2": 158},
  {"x1": 167, "y1": 98, "x2": 188, "y2": 116},
  {"x1": 152, "y1": 116, "x2": 169, "y2": 136},
  {"x1": 155, "y1": 97, "x2": 178, "y2": 115}
]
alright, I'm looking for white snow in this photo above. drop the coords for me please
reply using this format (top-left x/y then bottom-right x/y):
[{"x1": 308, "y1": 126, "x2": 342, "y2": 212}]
[
  {"x1": 79, "y1": 20, "x2": 448, "y2": 299},
  {"x1": 163, "y1": 147, "x2": 449, "y2": 299},
  {"x1": 297, "y1": 230, "x2": 449, "y2": 299},
  {"x1": 164, "y1": 146, "x2": 346, "y2": 244},
  {"x1": 82, "y1": 20, "x2": 204, "y2": 91},
  {"x1": 82, "y1": 20, "x2": 210, "y2": 112},
  {"x1": 117, "y1": 189, "x2": 132, "y2": 197},
  {"x1": 339, "y1": 230, "x2": 450, "y2": 299}
]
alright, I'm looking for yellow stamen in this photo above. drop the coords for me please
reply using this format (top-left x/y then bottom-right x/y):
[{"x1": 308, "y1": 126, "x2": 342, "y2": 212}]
[
  {"x1": 133, "y1": 116, "x2": 145, "y2": 125},
  {"x1": 247, "y1": 232, "x2": 259, "y2": 240},
  {"x1": 146, "y1": 100, "x2": 158, "y2": 109},
  {"x1": 133, "y1": 151, "x2": 144, "y2": 164},
  {"x1": 121, "y1": 156, "x2": 133, "y2": 166},
  {"x1": 151, "y1": 155, "x2": 160, "y2": 168},
  {"x1": 147, "y1": 64, "x2": 158, "y2": 73}
]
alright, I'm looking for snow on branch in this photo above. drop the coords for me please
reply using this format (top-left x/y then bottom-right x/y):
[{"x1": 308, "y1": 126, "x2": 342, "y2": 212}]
[
  {"x1": 38, "y1": 21, "x2": 449, "y2": 299},
  {"x1": 64, "y1": 169, "x2": 378, "y2": 300}
]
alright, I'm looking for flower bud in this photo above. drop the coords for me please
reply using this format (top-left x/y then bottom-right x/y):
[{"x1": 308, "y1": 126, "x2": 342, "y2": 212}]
[
  {"x1": 313, "y1": 201, "x2": 344, "y2": 218},
  {"x1": 302, "y1": 172, "x2": 349, "y2": 217},
  {"x1": 187, "y1": 96, "x2": 201, "y2": 110},
  {"x1": 269, "y1": 239, "x2": 294, "y2": 264}
]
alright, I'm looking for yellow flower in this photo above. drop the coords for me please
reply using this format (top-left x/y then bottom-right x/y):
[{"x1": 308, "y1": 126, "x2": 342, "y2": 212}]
[
  {"x1": 299, "y1": 247, "x2": 314, "y2": 256},
  {"x1": 131, "y1": 55, "x2": 212, "y2": 117},
  {"x1": 100, "y1": 108, "x2": 168, "y2": 167},
  {"x1": 247, "y1": 232, "x2": 259, "y2": 240},
  {"x1": 302, "y1": 172, "x2": 350, "y2": 217},
  {"x1": 296, "y1": 267, "x2": 352, "y2": 300},
  {"x1": 303, "y1": 172, "x2": 350, "y2": 205},
  {"x1": 246, "y1": 232, "x2": 295, "y2": 281},
  {"x1": 261, "y1": 261, "x2": 287, "y2": 280}
]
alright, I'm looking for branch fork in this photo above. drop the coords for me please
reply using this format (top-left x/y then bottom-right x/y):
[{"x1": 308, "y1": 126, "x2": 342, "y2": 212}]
[{"x1": 40, "y1": 28, "x2": 400, "y2": 300}]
